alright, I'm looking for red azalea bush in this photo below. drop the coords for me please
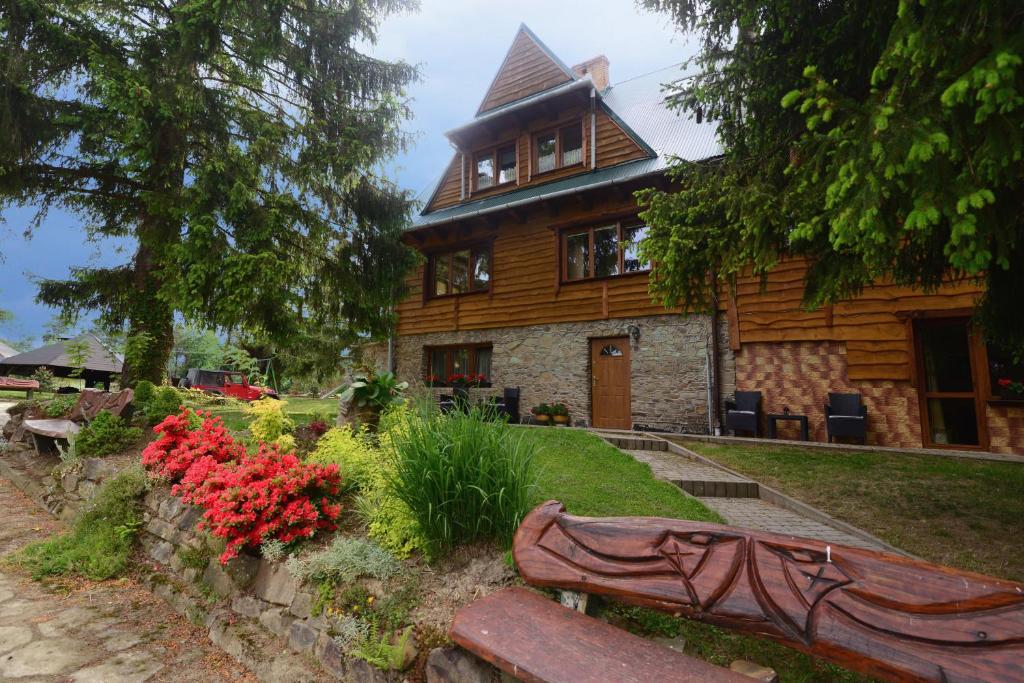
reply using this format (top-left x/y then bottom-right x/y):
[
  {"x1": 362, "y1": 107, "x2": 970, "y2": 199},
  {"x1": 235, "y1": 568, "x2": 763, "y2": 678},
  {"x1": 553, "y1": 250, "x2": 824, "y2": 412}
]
[
  {"x1": 141, "y1": 408, "x2": 242, "y2": 482},
  {"x1": 141, "y1": 407, "x2": 343, "y2": 564},
  {"x1": 175, "y1": 444, "x2": 342, "y2": 563}
]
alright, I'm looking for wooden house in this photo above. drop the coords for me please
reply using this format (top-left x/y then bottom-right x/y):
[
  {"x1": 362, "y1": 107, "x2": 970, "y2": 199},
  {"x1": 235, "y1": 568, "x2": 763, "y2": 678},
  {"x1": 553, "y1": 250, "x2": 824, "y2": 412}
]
[
  {"x1": 389, "y1": 25, "x2": 726, "y2": 432},
  {"x1": 384, "y1": 25, "x2": 1023, "y2": 454}
]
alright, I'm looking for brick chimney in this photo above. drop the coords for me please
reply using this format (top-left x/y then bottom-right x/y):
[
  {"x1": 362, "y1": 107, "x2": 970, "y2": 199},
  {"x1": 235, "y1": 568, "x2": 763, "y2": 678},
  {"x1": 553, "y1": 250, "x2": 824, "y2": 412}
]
[{"x1": 572, "y1": 55, "x2": 610, "y2": 91}]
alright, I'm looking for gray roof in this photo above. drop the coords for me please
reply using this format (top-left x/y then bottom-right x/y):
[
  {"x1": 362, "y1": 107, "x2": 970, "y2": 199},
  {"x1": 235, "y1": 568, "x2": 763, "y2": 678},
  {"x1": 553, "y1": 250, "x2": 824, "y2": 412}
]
[
  {"x1": 0, "y1": 340, "x2": 18, "y2": 360},
  {"x1": 0, "y1": 333, "x2": 123, "y2": 374},
  {"x1": 414, "y1": 64, "x2": 721, "y2": 229}
]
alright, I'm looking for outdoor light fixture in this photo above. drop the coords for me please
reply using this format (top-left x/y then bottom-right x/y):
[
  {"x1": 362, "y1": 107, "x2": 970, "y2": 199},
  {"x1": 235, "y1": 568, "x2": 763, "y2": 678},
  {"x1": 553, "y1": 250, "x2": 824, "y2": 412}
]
[{"x1": 627, "y1": 324, "x2": 641, "y2": 348}]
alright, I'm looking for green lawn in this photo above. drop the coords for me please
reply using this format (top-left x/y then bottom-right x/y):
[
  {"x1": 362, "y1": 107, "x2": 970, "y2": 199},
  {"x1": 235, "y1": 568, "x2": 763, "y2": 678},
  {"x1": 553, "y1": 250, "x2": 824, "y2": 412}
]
[
  {"x1": 673, "y1": 438, "x2": 1024, "y2": 581},
  {"x1": 517, "y1": 426, "x2": 720, "y2": 521},
  {"x1": 210, "y1": 395, "x2": 338, "y2": 432}
]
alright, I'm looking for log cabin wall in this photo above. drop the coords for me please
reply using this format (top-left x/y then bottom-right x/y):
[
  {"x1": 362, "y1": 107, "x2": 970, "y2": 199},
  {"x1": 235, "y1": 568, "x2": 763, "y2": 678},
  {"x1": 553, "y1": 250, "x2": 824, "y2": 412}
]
[
  {"x1": 425, "y1": 106, "x2": 648, "y2": 213},
  {"x1": 399, "y1": 195, "x2": 673, "y2": 335},
  {"x1": 726, "y1": 259, "x2": 1023, "y2": 454}
]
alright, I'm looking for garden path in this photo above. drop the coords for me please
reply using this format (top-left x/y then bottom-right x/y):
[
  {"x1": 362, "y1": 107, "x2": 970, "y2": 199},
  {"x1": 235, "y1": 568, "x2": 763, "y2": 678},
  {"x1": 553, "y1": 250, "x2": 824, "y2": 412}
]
[
  {"x1": 604, "y1": 436, "x2": 891, "y2": 551},
  {"x1": 0, "y1": 474, "x2": 255, "y2": 682}
]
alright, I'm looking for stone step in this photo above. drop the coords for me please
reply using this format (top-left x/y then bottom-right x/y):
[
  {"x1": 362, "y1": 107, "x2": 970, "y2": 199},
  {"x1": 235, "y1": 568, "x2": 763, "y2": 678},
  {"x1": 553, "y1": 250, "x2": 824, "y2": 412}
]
[
  {"x1": 602, "y1": 436, "x2": 667, "y2": 451},
  {"x1": 678, "y1": 480, "x2": 759, "y2": 498}
]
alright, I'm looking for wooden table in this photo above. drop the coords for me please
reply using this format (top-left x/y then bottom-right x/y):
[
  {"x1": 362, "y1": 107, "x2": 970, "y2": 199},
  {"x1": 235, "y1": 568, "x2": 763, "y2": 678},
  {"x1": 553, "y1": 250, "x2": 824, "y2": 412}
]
[{"x1": 767, "y1": 413, "x2": 809, "y2": 440}]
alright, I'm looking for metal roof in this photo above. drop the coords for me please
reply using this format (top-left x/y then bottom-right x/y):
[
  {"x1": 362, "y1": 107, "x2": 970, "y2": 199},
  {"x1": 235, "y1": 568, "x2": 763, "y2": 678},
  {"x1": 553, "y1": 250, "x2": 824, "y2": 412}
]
[
  {"x1": 0, "y1": 333, "x2": 123, "y2": 374},
  {"x1": 413, "y1": 64, "x2": 721, "y2": 229}
]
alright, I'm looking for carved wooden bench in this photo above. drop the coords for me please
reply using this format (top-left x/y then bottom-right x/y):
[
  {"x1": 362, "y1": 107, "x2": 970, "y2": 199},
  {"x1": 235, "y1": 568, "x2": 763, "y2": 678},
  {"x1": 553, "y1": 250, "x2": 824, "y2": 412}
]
[{"x1": 451, "y1": 500, "x2": 1024, "y2": 683}]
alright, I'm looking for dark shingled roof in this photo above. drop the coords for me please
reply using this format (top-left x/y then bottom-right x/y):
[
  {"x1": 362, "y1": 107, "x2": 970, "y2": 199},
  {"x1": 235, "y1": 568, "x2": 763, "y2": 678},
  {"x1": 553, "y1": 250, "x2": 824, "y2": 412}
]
[{"x1": 0, "y1": 333, "x2": 123, "y2": 374}]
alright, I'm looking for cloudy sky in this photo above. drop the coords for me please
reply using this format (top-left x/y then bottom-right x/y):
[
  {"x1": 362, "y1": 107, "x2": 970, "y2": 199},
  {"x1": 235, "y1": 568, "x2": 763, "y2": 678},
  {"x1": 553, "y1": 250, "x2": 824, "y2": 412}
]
[{"x1": 0, "y1": 0, "x2": 694, "y2": 345}]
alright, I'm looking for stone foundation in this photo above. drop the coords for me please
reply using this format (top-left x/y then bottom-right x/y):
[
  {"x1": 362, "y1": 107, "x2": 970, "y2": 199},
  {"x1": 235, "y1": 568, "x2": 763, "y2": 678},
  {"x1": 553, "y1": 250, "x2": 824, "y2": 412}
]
[{"x1": 394, "y1": 314, "x2": 735, "y2": 433}]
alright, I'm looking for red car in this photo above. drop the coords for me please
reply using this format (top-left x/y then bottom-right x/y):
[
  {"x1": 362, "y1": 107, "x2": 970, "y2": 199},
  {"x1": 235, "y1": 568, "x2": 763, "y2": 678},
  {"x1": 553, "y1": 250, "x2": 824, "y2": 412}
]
[{"x1": 178, "y1": 369, "x2": 278, "y2": 401}]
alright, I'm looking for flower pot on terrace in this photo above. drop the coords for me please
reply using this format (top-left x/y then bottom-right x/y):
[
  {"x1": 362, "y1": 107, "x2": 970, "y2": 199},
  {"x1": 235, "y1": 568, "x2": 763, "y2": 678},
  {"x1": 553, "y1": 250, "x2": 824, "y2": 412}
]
[
  {"x1": 552, "y1": 414, "x2": 570, "y2": 425},
  {"x1": 534, "y1": 414, "x2": 550, "y2": 424}
]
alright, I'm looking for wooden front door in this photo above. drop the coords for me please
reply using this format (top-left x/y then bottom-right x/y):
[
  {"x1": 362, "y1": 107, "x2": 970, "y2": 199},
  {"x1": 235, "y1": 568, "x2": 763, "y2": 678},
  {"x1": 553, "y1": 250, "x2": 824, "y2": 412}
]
[
  {"x1": 591, "y1": 337, "x2": 631, "y2": 430},
  {"x1": 914, "y1": 318, "x2": 989, "y2": 450}
]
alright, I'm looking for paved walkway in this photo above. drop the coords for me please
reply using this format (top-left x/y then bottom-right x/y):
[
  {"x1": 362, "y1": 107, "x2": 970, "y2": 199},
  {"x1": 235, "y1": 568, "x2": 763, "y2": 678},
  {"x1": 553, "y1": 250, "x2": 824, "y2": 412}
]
[
  {"x1": 617, "y1": 440, "x2": 888, "y2": 551},
  {"x1": 0, "y1": 475, "x2": 255, "y2": 682}
]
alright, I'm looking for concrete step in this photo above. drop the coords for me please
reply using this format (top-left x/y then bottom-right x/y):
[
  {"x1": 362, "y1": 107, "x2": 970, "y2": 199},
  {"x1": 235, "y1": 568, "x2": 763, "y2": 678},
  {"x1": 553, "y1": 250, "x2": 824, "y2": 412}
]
[
  {"x1": 602, "y1": 436, "x2": 667, "y2": 451},
  {"x1": 679, "y1": 480, "x2": 759, "y2": 498}
]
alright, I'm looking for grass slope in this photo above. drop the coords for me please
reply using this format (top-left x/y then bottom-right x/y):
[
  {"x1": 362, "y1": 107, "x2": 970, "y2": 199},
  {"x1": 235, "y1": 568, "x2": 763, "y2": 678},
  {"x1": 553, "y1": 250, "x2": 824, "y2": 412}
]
[
  {"x1": 675, "y1": 438, "x2": 1024, "y2": 581},
  {"x1": 520, "y1": 427, "x2": 720, "y2": 522}
]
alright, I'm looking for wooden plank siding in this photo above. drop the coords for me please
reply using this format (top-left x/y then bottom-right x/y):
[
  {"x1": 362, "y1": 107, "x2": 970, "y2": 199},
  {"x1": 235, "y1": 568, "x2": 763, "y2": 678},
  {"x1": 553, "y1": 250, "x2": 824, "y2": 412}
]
[
  {"x1": 477, "y1": 29, "x2": 572, "y2": 114},
  {"x1": 398, "y1": 196, "x2": 677, "y2": 336},
  {"x1": 425, "y1": 107, "x2": 648, "y2": 213},
  {"x1": 726, "y1": 258, "x2": 985, "y2": 381}
]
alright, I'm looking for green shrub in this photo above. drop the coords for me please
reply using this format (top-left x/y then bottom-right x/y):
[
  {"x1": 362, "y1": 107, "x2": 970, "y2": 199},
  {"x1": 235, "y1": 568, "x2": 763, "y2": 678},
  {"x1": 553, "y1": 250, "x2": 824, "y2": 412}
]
[
  {"x1": 12, "y1": 467, "x2": 149, "y2": 580},
  {"x1": 307, "y1": 425, "x2": 378, "y2": 492},
  {"x1": 145, "y1": 386, "x2": 183, "y2": 424},
  {"x1": 133, "y1": 380, "x2": 156, "y2": 406},
  {"x1": 31, "y1": 367, "x2": 56, "y2": 393},
  {"x1": 44, "y1": 394, "x2": 78, "y2": 418},
  {"x1": 388, "y1": 406, "x2": 536, "y2": 554},
  {"x1": 244, "y1": 397, "x2": 294, "y2": 448},
  {"x1": 77, "y1": 411, "x2": 143, "y2": 457},
  {"x1": 285, "y1": 537, "x2": 400, "y2": 584}
]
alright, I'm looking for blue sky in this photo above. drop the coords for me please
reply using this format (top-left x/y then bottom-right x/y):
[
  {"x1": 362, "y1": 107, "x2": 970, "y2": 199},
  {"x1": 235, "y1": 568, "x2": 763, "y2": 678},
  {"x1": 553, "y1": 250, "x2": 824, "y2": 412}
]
[{"x1": 0, "y1": 0, "x2": 693, "y2": 346}]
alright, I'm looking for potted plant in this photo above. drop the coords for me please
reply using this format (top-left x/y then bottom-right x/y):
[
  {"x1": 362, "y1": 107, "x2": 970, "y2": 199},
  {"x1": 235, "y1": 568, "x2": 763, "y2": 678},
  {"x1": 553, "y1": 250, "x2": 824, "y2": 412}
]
[
  {"x1": 531, "y1": 403, "x2": 553, "y2": 424},
  {"x1": 551, "y1": 403, "x2": 570, "y2": 425},
  {"x1": 339, "y1": 370, "x2": 408, "y2": 430},
  {"x1": 424, "y1": 374, "x2": 442, "y2": 387},
  {"x1": 997, "y1": 377, "x2": 1024, "y2": 401},
  {"x1": 466, "y1": 373, "x2": 489, "y2": 388}
]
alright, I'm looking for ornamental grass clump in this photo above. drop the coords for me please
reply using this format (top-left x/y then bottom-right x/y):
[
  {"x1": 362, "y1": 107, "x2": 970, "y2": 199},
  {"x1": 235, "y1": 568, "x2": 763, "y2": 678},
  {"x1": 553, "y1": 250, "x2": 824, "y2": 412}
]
[{"x1": 388, "y1": 406, "x2": 536, "y2": 554}]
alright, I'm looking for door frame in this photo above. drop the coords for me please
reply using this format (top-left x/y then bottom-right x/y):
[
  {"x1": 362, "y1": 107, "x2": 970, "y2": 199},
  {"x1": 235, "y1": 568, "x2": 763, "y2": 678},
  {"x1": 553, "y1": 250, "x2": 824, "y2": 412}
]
[
  {"x1": 589, "y1": 336, "x2": 632, "y2": 430},
  {"x1": 912, "y1": 316, "x2": 990, "y2": 450}
]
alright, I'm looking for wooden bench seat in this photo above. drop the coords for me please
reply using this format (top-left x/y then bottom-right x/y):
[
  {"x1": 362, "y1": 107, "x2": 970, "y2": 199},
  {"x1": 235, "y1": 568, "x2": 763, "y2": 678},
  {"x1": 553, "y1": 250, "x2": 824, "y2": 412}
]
[{"x1": 452, "y1": 586, "x2": 747, "y2": 683}]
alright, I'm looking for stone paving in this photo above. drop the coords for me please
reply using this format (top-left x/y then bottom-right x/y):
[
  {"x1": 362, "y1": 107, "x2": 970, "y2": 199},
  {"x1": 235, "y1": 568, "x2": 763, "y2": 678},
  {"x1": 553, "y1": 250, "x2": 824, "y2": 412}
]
[
  {"x1": 619, "y1": 442, "x2": 888, "y2": 551},
  {"x1": 0, "y1": 475, "x2": 256, "y2": 682}
]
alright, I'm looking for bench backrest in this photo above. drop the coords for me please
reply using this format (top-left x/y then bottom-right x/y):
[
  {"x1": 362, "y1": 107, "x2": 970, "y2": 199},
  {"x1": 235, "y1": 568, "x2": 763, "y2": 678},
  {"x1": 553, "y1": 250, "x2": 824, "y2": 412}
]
[
  {"x1": 513, "y1": 500, "x2": 1024, "y2": 683},
  {"x1": 68, "y1": 388, "x2": 135, "y2": 423}
]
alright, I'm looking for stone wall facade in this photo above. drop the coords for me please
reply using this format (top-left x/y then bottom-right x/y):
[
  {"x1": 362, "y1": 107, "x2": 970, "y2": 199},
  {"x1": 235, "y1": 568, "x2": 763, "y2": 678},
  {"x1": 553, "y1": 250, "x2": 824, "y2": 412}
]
[
  {"x1": 394, "y1": 314, "x2": 735, "y2": 434},
  {"x1": 734, "y1": 340, "x2": 1024, "y2": 454}
]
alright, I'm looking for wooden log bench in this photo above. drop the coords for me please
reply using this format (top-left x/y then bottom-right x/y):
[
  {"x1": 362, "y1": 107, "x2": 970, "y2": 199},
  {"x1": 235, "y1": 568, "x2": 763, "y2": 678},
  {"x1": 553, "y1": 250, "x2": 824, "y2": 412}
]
[
  {"x1": 0, "y1": 377, "x2": 40, "y2": 399},
  {"x1": 451, "y1": 500, "x2": 1024, "y2": 683},
  {"x1": 20, "y1": 388, "x2": 134, "y2": 455}
]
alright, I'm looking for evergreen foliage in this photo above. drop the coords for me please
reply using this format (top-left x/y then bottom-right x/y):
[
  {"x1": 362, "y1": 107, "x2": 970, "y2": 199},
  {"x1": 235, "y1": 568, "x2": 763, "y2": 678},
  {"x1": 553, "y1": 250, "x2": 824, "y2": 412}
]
[
  {"x1": 1, "y1": 0, "x2": 421, "y2": 383},
  {"x1": 639, "y1": 0, "x2": 1024, "y2": 354}
]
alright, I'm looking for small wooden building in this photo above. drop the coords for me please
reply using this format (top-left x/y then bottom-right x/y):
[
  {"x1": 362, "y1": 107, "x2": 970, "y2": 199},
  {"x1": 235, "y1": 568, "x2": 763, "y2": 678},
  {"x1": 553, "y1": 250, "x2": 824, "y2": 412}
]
[{"x1": 0, "y1": 333, "x2": 123, "y2": 390}]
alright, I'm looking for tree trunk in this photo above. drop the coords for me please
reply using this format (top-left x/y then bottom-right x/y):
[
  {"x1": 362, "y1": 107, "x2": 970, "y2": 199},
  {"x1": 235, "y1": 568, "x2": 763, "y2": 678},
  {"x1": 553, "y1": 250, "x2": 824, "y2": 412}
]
[{"x1": 120, "y1": 242, "x2": 175, "y2": 386}]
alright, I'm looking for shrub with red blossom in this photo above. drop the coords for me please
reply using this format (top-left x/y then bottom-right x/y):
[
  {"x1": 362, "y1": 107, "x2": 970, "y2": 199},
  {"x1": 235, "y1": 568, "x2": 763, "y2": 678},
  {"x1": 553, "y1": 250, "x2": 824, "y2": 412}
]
[
  {"x1": 175, "y1": 444, "x2": 342, "y2": 563},
  {"x1": 307, "y1": 420, "x2": 329, "y2": 438},
  {"x1": 141, "y1": 408, "x2": 242, "y2": 482}
]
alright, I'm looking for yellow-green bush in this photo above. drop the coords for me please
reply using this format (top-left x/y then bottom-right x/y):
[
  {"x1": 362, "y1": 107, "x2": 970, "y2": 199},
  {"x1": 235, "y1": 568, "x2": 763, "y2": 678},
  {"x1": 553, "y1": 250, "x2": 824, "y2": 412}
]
[
  {"x1": 244, "y1": 398, "x2": 294, "y2": 449},
  {"x1": 307, "y1": 423, "x2": 429, "y2": 558}
]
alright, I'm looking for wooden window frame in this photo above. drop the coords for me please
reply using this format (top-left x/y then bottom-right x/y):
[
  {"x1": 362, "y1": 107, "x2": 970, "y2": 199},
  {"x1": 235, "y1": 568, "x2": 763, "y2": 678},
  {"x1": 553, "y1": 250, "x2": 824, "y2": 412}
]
[
  {"x1": 912, "y1": 317, "x2": 990, "y2": 451},
  {"x1": 559, "y1": 219, "x2": 651, "y2": 284},
  {"x1": 532, "y1": 119, "x2": 584, "y2": 176},
  {"x1": 426, "y1": 242, "x2": 493, "y2": 300},
  {"x1": 472, "y1": 142, "x2": 517, "y2": 193},
  {"x1": 424, "y1": 343, "x2": 493, "y2": 387}
]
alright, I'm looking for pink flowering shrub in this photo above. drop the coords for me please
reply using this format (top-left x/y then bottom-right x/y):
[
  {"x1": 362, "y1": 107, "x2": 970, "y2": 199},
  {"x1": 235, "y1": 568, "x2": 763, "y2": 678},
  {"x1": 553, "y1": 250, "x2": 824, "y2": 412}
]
[
  {"x1": 141, "y1": 407, "x2": 343, "y2": 564},
  {"x1": 176, "y1": 444, "x2": 342, "y2": 563},
  {"x1": 141, "y1": 408, "x2": 242, "y2": 482}
]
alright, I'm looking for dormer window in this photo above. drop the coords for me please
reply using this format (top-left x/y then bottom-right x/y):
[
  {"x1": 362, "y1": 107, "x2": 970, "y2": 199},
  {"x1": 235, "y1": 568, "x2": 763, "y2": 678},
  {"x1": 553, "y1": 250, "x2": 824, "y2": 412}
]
[
  {"x1": 535, "y1": 122, "x2": 583, "y2": 173},
  {"x1": 474, "y1": 144, "x2": 517, "y2": 191}
]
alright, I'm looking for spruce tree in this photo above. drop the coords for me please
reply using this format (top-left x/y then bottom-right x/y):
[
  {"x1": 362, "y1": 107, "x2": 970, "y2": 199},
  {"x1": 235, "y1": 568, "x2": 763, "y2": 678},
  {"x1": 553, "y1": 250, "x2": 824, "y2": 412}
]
[{"x1": 1, "y1": 0, "x2": 419, "y2": 382}]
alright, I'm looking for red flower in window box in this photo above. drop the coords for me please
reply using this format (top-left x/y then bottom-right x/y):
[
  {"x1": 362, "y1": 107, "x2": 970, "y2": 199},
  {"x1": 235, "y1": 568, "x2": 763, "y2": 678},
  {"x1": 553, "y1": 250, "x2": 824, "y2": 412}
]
[
  {"x1": 447, "y1": 373, "x2": 469, "y2": 385},
  {"x1": 424, "y1": 374, "x2": 441, "y2": 386},
  {"x1": 998, "y1": 377, "x2": 1024, "y2": 396}
]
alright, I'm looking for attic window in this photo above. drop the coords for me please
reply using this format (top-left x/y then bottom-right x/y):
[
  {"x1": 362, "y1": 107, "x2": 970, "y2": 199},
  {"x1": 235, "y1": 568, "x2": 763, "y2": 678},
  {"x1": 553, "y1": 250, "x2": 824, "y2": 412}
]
[
  {"x1": 535, "y1": 122, "x2": 583, "y2": 174},
  {"x1": 474, "y1": 144, "x2": 517, "y2": 191}
]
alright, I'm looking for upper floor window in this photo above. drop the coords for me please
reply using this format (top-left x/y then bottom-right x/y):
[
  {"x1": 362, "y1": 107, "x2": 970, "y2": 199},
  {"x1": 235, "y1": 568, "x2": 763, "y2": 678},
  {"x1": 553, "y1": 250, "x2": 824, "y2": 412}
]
[
  {"x1": 562, "y1": 220, "x2": 650, "y2": 282},
  {"x1": 475, "y1": 144, "x2": 517, "y2": 191},
  {"x1": 535, "y1": 122, "x2": 583, "y2": 174},
  {"x1": 430, "y1": 244, "x2": 491, "y2": 297}
]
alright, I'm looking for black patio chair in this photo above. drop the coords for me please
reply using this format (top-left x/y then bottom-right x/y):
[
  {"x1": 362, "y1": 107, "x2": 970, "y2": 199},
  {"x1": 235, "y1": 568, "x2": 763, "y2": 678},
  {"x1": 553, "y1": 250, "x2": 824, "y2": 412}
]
[
  {"x1": 438, "y1": 393, "x2": 456, "y2": 414},
  {"x1": 825, "y1": 392, "x2": 868, "y2": 444},
  {"x1": 725, "y1": 391, "x2": 762, "y2": 437},
  {"x1": 493, "y1": 387, "x2": 520, "y2": 425}
]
